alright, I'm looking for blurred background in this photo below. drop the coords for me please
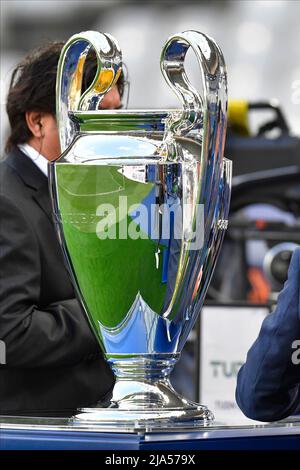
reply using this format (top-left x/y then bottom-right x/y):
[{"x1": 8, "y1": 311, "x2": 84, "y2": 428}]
[
  {"x1": 1, "y1": 0, "x2": 300, "y2": 147},
  {"x1": 1, "y1": 0, "x2": 300, "y2": 422}
]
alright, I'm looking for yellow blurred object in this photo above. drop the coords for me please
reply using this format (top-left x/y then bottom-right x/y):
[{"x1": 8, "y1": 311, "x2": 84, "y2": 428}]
[
  {"x1": 94, "y1": 68, "x2": 118, "y2": 93},
  {"x1": 69, "y1": 54, "x2": 86, "y2": 111},
  {"x1": 228, "y1": 100, "x2": 250, "y2": 136}
]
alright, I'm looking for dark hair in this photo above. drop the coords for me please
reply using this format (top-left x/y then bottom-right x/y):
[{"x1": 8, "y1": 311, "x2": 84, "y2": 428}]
[{"x1": 5, "y1": 42, "x2": 125, "y2": 153}]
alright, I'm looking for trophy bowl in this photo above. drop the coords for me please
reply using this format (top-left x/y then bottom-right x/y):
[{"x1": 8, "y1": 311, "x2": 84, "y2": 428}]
[{"x1": 49, "y1": 29, "x2": 231, "y2": 429}]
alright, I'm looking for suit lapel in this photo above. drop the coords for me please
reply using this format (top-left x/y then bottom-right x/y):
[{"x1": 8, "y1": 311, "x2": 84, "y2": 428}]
[
  {"x1": 32, "y1": 184, "x2": 53, "y2": 223},
  {"x1": 5, "y1": 147, "x2": 53, "y2": 223}
]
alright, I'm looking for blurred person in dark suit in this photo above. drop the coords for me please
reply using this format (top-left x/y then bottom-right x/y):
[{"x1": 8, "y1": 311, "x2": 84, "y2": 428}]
[
  {"x1": 0, "y1": 42, "x2": 124, "y2": 416},
  {"x1": 236, "y1": 248, "x2": 300, "y2": 422}
]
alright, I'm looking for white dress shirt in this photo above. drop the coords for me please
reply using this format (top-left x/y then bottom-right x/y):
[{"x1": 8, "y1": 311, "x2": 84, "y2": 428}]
[{"x1": 18, "y1": 143, "x2": 48, "y2": 177}]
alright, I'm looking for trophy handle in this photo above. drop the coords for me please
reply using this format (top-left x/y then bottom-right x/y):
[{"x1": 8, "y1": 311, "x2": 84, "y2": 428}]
[
  {"x1": 56, "y1": 30, "x2": 122, "y2": 152},
  {"x1": 160, "y1": 30, "x2": 227, "y2": 138},
  {"x1": 160, "y1": 31, "x2": 229, "y2": 319}
]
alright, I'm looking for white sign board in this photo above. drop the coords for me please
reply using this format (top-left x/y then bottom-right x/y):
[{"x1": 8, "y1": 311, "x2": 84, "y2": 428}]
[{"x1": 200, "y1": 306, "x2": 269, "y2": 424}]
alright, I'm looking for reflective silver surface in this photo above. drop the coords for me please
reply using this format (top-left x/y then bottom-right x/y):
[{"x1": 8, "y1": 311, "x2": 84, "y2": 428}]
[
  {"x1": 56, "y1": 30, "x2": 122, "y2": 152},
  {"x1": 49, "y1": 30, "x2": 231, "y2": 427},
  {"x1": 1, "y1": 414, "x2": 300, "y2": 436}
]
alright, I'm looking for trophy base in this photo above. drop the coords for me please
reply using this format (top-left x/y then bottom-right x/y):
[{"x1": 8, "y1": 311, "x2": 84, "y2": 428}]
[
  {"x1": 73, "y1": 405, "x2": 213, "y2": 431},
  {"x1": 73, "y1": 354, "x2": 214, "y2": 430}
]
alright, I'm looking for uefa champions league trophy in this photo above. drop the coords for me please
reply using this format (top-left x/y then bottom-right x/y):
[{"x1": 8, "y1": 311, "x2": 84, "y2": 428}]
[{"x1": 49, "y1": 29, "x2": 231, "y2": 428}]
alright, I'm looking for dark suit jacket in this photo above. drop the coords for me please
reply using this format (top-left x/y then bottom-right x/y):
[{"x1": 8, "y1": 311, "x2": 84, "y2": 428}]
[
  {"x1": 236, "y1": 248, "x2": 300, "y2": 422},
  {"x1": 0, "y1": 147, "x2": 114, "y2": 415}
]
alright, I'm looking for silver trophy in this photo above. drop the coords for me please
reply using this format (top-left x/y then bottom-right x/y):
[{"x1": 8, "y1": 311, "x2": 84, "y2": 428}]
[{"x1": 49, "y1": 30, "x2": 231, "y2": 428}]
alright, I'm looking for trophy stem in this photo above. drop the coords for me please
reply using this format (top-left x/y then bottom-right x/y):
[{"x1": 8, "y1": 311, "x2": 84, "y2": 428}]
[
  {"x1": 108, "y1": 353, "x2": 182, "y2": 409},
  {"x1": 74, "y1": 354, "x2": 214, "y2": 429}
]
